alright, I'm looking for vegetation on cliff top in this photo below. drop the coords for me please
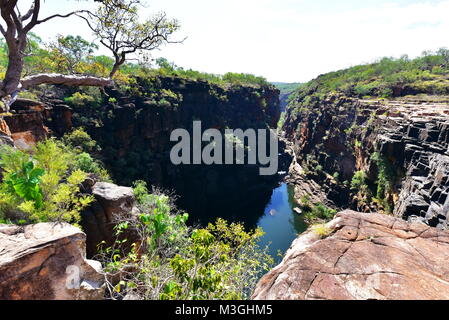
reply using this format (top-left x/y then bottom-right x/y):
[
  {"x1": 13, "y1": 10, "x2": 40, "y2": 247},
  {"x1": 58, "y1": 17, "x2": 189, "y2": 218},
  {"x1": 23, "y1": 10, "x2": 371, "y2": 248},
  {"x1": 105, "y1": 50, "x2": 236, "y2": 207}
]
[
  {"x1": 290, "y1": 49, "x2": 449, "y2": 104},
  {"x1": 0, "y1": 34, "x2": 270, "y2": 95}
]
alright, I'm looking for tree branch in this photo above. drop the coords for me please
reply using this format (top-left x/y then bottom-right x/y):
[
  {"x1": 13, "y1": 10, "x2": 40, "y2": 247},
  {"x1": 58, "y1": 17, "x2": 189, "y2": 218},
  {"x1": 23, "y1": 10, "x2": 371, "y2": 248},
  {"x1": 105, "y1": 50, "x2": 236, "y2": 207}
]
[{"x1": 20, "y1": 73, "x2": 114, "y2": 89}]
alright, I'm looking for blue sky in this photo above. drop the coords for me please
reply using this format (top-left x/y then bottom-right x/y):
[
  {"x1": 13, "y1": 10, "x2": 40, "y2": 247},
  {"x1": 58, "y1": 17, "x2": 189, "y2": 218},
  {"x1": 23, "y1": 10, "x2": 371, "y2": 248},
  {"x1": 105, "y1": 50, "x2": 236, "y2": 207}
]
[{"x1": 25, "y1": 0, "x2": 449, "y2": 82}]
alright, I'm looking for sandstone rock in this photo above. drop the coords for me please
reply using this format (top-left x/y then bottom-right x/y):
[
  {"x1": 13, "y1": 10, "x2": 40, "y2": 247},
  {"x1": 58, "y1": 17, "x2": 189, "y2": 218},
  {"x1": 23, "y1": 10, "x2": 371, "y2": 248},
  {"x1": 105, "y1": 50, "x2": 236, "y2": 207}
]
[
  {"x1": 3, "y1": 112, "x2": 49, "y2": 150},
  {"x1": 92, "y1": 182, "x2": 135, "y2": 220},
  {"x1": 81, "y1": 182, "x2": 138, "y2": 258},
  {"x1": 284, "y1": 94, "x2": 449, "y2": 228},
  {"x1": 0, "y1": 118, "x2": 11, "y2": 136},
  {"x1": 252, "y1": 210, "x2": 449, "y2": 300},
  {"x1": 0, "y1": 223, "x2": 104, "y2": 300}
]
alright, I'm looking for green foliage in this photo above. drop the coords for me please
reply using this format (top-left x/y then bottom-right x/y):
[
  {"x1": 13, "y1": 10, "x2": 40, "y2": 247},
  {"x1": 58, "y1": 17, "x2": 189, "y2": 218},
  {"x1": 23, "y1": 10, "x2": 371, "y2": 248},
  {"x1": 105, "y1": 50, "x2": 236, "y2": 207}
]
[
  {"x1": 351, "y1": 170, "x2": 368, "y2": 192},
  {"x1": 132, "y1": 180, "x2": 151, "y2": 205},
  {"x1": 311, "y1": 223, "x2": 332, "y2": 238},
  {"x1": 62, "y1": 128, "x2": 110, "y2": 181},
  {"x1": 371, "y1": 152, "x2": 395, "y2": 199},
  {"x1": 100, "y1": 185, "x2": 273, "y2": 300},
  {"x1": 222, "y1": 72, "x2": 268, "y2": 86},
  {"x1": 64, "y1": 92, "x2": 100, "y2": 108},
  {"x1": 4, "y1": 161, "x2": 45, "y2": 209},
  {"x1": 277, "y1": 112, "x2": 286, "y2": 129},
  {"x1": 272, "y1": 82, "x2": 304, "y2": 95},
  {"x1": 289, "y1": 49, "x2": 449, "y2": 109},
  {"x1": 0, "y1": 138, "x2": 107, "y2": 224},
  {"x1": 74, "y1": 152, "x2": 110, "y2": 182},
  {"x1": 153, "y1": 57, "x2": 270, "y2": 87},
  {"x1": 63, "y1": 127, "x2": 99, "y2": 153},
  {"x1": 299, "y1": 195, "x2": 337, "y2": 223},
  {"x1": 47, "y1": 35, "x2": 99, "y2": 74}
]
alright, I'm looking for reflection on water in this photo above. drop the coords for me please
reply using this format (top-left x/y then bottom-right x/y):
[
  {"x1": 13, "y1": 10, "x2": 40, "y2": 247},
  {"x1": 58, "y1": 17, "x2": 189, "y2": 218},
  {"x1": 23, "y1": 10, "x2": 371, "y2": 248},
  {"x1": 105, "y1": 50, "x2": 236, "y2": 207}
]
[{"x1": 257, "y1": 183, "x2": 309, "y2": 261}]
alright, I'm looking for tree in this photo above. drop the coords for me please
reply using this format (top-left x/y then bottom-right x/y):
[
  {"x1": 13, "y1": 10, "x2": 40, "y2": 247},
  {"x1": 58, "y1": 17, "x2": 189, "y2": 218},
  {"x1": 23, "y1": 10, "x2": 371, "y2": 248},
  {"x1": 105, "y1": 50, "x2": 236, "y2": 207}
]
[
  {"x1": 79, "y1": 0, "x2": 183, "y2": 78},
  {"x1": 0, "y1": 0, "x2": 113, "y2": 112},
  {"x1": 48, "y1": 35, "x2": 99, "y2": 74}
]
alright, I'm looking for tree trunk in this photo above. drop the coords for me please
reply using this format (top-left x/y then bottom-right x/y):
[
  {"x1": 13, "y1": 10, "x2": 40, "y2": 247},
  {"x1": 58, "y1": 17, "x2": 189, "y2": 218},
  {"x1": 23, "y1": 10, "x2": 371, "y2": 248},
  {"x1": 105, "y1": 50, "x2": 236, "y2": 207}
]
[
  {"x1": 20, "y1": 73, "x2": 114, "y2": 89},
  {"x1": 109, "y1": 63, "x2": 121, "y2": 79},
  {"x1": 1, "y1": 35, "x2": 26, "y2": 96},
  {"x1": 109, "y1": 54, "x2": 126, "y2": 79},
  {"x1": 3, "y1": 51, "x2": 24, "y2": 96}
]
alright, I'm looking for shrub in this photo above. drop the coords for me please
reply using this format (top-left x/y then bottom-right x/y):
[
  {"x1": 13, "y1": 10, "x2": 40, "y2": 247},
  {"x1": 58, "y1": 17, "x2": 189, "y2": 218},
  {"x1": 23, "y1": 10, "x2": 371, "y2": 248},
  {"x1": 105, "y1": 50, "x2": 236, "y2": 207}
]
[
  {"x1": 299, "y1": 196, "x2": 337, "y2": 223},
  {"x1": 64, "y1": 92, "x2": 98, "y2": 108},
  {"x1": 0, "y1": 140, "x2": 95, "y2": 225},
  {"x1": 62, "y1": 127, "x2": 98, "y2": 153},
  {"x1": 4, "y1": 160, "x2": 45, "y2": 209},
  {"x1": 351, "y1": 170, "x2": 368, "y2": 191},
  {"x1": 371, "y1": 152, "x2": 395, "y2": 199},
  {"x1": 62, "y1": 129, "x2": 110, "y2": 181},
  {"x1": 98, "y1": 185, "x2": 273, "y2": 300},
  {"x1": 277, "y1": 112, "x2": 286, "y2": 130},
  {"x1": 311, "y1": 223, "x2": 332, "y2": 238},
  {"x1": 75, "y1": 152, "x2": 110, "y2": 182}
]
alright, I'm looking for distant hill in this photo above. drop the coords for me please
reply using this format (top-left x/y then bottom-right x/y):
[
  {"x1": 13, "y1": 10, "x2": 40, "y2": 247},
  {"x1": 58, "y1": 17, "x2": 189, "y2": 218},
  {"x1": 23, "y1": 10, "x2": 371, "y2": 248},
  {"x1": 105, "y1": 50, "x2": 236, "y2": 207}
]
[{"x1": 272, "y1": 82, "x2": 304, "y2": 112}]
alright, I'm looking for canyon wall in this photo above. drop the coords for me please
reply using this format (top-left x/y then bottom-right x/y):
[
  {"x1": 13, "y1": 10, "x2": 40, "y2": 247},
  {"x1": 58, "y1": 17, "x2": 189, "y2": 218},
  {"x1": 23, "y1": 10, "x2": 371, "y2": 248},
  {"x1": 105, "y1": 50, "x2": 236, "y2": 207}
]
[
  {"x1": 283, "y1": 93, "x2": 449, "y2": 229},
  {"x1": 57, "y1": 76, "x2": 283, "y2": 226}
]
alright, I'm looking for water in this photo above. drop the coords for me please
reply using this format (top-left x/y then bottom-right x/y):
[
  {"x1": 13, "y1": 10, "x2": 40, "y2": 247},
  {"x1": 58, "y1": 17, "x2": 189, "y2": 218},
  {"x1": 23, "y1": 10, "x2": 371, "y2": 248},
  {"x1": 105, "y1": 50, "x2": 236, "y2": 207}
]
[{"x1": 257, "y1": 183, "x2": 309, "y2": 261}]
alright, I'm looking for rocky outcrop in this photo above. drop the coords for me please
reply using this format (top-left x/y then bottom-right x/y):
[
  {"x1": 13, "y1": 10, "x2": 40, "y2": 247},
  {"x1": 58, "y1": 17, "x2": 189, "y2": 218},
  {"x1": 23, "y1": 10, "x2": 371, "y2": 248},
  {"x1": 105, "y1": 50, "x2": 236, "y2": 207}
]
[
  {"x1": 59, "y1": 76, "x2": 282, "y2": 226},
  {"x1": 1, "y1": 99, "x2": 52, "y2": 150},
  {"x1": 0, "y1": 223, "x2": 104, "y2": 300},
  {"x1": 284, "y1": 94, "x2": 449, "y2": 228},
  {"x1": 81, "y1": 182, "x2": 139, "y2": 258},
  {"x1": 0, "y1": 118, "x2": 13, "y2": 147},
  {"x1": 3, "y1": 112, "x2": 49, "y2": 150},
  {"x1": 253, "y1": 210, "x2": 449, "y2": 300}
]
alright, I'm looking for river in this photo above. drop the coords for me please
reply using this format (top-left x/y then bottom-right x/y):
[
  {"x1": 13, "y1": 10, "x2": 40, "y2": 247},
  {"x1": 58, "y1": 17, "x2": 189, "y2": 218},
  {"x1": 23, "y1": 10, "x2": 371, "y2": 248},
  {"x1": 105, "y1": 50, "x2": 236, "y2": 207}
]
[{"x1": 256, "y1": 183, "x2": 309, "y2": 261}]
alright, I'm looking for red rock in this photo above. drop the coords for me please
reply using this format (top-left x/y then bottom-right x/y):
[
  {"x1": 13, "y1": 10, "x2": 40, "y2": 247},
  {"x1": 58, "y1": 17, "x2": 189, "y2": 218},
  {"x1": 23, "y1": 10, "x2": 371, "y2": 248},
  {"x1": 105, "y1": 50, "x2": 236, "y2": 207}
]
[
  {"x1": 0, "y1": 223, "x2": 104, "y2": 300},
  {"x1": 252, "y1": 210, "x2": 449, "y2": 300}
]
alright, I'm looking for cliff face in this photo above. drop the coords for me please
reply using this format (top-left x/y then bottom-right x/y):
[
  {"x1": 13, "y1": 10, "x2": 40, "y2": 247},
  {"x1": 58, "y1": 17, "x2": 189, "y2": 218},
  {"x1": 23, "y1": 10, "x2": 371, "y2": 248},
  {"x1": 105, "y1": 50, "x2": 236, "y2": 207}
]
[
  {"x1": 283, "y1": 93, "x2": 449, "y2": 229},
  {"x1": 56, "y1": 76, "x2": 282, "y2": 225}
]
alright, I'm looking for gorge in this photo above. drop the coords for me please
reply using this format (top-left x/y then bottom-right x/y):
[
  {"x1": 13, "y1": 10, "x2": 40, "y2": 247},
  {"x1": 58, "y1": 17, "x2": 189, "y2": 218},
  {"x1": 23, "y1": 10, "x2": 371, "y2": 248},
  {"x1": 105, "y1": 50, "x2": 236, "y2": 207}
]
[{"x1": 2, "y1": 52, "x2": 449, "y2": 300}]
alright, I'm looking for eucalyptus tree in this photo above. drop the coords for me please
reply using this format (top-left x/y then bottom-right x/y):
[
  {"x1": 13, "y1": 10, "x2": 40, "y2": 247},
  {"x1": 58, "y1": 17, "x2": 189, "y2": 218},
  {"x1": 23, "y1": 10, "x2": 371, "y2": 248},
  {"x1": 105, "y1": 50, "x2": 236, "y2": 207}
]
[
  {"x1": 79, "y1": 0, "x2": 183, "y2": 78},
  {"x1": 0, "y1": 0, "x2": 111, "y2": 111}
]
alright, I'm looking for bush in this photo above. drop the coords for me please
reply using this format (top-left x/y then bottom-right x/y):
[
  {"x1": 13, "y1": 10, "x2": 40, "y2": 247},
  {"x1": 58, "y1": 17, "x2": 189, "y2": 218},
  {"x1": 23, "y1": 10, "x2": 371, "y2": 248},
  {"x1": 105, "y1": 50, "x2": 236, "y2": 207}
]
[
  {"x1": 75, "y1": 152, "x2": 111, "y2": 182},
  {"x1": 98, "y1": 185, "x2": 273, "y2": 300},
  {"x1": 287, "y1": 48, "x2": 449, "y2": 110},
  {"x1": 311, "y1": 223, "x2": 332, "y2": 238},
  {"x1": 64, "y1": 92, "x2": 98, "y2": 108},
  {"x1": 0, "y1": 141, "x2": 94, "y2": 225},
  {"x1": 371, "y1": 152, "x2": 395, "y2": 199},
  {"x1": 62, "y1": 127, "x2": 98, "y2": 153},
  {"x1": 299, "y1": 196, "x2": 337, "y2": 223},
  {"x1": 351, "y1": 170, "x2": 368, "y2": 191},
  {"x1": 62, "y1": 129, "x2": 111, "y2": 181}
]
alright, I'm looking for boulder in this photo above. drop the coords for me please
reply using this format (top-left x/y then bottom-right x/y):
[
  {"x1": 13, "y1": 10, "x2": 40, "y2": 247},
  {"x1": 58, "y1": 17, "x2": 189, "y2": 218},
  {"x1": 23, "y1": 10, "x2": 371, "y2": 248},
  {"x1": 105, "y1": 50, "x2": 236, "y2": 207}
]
[
  {"x1": 92, "y1": 182, "x2": 135, "y2": 220},
  {"x1": 0, "y1": 223, "x2": 104, "y2": 300},
  {"x1": 252, "y1": 210, "x2": 449, "y2": 300},
  {"x1": 81, "y1": 182, "x2": 138, "y2": 258}
]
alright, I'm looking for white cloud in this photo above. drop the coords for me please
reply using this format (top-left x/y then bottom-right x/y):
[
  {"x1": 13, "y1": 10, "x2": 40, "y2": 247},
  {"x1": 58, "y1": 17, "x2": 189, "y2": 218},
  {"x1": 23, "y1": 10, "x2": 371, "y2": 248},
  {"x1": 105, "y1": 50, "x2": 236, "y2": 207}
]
[{"x1": 24, "y1": 0, "x2": 449, "y2": 82}]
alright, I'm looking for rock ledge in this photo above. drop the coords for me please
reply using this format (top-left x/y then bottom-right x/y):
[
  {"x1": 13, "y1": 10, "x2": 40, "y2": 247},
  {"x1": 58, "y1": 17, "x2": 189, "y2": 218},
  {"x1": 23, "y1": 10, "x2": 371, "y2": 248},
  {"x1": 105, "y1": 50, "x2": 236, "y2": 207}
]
[
  {"x1": 252, "y1": 210, "x2": 449, "y2": 300},
  {"x1": 0, "y1": 223, "x2": 104, "y2": 300}
]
